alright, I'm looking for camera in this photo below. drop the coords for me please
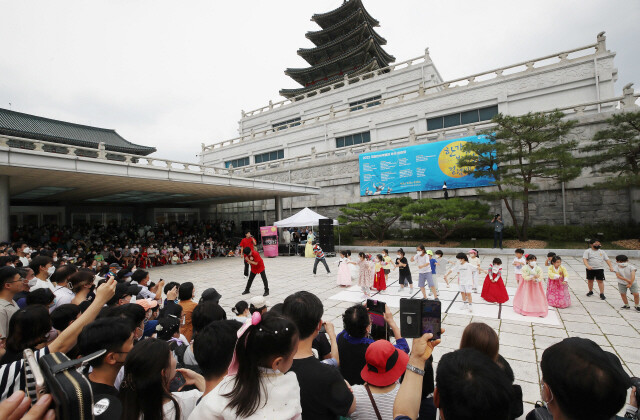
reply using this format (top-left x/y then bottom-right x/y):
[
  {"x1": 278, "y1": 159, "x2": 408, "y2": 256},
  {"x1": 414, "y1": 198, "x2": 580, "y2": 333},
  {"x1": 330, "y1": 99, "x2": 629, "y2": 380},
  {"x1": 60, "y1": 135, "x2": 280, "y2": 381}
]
[{"x1": 24, "y1": 348, "x2": 120, "y2": 419}]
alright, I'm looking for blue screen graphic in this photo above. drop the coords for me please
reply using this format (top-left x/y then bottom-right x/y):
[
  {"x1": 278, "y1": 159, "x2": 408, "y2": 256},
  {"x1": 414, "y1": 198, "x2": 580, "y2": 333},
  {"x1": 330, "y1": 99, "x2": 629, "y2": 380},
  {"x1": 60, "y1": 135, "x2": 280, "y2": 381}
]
[{"x1": 358, "y1": 135, "x2": 493, "y2": 196}]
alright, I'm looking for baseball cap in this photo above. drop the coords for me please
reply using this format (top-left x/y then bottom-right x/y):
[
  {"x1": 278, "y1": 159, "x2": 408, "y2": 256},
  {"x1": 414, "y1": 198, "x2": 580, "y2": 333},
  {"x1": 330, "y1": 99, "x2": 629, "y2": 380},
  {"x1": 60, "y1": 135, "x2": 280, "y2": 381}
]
[
  {"x1": 249, "y1": 296, "x2": 270, "y2": 309},
  {"x1": 109, "y1": 263, "x2": 122, "y2": 270},
  {"x1": 156, "y1": 316, "x2": 181, "y2": 340},
  {"x1": 113, "y1": 283, "x2": 142, "y2": 302},
  {"x1": 426, "y1": 250, "x2": 433, "y2": 256},
  {"x1": 135, "y1": 298, "x2": 158, "y2": 311},
  {"x1": 199, "y1": 288, "x2": 221, "y2": 304},
  {"x1": 360, "y1": 340, "x2": 409, "y2": 387}
]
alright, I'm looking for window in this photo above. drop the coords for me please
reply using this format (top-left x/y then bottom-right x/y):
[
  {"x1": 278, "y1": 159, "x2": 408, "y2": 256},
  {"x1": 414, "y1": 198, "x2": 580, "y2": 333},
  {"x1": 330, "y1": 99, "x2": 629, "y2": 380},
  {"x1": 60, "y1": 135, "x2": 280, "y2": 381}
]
[
  {"x1": 427, "y1": 105, "x2": 499, "y2": 131},
  {"x1": 349, "y1": 95, "x2": 382, "y2": 111},
  {"x1": 336, "y1": 131, "x2": 371, "y2": 148},
  {"x1": 225, "y1": 157, "x2": 250, "y2": 168},
  {"x1": 254, "y1": 149, "x2": 284, "y2": 164},
  {"x1": 272, "y1": 117, "x2": 301, "y2": 131}
]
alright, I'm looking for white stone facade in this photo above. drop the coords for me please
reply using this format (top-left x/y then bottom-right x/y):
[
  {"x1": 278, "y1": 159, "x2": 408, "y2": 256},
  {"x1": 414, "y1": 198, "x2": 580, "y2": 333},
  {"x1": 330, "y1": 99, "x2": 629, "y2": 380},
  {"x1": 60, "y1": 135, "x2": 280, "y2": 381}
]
[{"x1": 202, "y1": 34, "x2": 640, "y2": 226}]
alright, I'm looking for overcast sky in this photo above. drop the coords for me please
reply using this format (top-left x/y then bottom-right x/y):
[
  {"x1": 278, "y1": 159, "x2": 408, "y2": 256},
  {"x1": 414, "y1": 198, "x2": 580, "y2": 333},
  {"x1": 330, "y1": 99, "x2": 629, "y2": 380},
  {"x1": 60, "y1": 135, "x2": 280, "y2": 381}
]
[{"x1": 1, "y1": 0, "x2": 638, "y2": 163}]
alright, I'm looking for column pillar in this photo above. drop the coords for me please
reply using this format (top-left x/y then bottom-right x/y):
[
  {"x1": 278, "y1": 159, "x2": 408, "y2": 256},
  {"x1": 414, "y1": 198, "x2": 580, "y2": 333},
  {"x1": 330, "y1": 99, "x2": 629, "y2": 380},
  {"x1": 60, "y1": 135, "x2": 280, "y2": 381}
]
[
  {"x1": 0, "y1": 176, "x2": 9, "y2": 243},
  {"x1": 274, "y1": 196, "x2": 283, "y2": 241}
]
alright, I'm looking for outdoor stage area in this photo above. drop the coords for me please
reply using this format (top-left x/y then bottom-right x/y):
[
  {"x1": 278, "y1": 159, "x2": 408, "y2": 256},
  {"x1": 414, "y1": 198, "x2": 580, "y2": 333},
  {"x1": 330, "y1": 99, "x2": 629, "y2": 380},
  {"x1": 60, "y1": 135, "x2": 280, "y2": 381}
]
[{"x1": 147, "y1": 252, "x2": 640, "y2": 416}]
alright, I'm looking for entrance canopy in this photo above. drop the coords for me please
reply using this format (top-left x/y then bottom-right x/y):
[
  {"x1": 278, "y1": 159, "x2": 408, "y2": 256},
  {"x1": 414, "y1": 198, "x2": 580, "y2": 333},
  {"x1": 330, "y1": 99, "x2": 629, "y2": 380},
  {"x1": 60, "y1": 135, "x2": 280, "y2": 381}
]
[{"x1": 274, "y1": 207, "x2": 338, "y2": 228}]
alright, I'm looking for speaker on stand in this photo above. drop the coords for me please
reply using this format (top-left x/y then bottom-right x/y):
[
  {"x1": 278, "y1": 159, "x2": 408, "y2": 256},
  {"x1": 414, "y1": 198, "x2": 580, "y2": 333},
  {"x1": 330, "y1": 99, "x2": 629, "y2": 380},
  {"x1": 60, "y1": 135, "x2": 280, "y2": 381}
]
[{"x1": 318, "y1": 219, "x2": 335, "y2": 255}]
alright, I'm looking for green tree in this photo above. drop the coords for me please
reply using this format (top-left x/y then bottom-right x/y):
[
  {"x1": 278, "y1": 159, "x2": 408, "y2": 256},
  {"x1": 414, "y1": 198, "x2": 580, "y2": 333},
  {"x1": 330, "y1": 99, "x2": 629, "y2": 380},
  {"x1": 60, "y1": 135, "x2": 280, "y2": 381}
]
[
  {"x1": 401, "y1": 198, "x2": 490, "y2": 244},
  {"x1": 459, "y1": 111, "x2": 579, "y2": 241},
  {"x1": 581, "y1": 110, "x2": 640, "y2": 189},
  {"x1": 338, "y1": 197, "x2": 413, "y2": 243}
]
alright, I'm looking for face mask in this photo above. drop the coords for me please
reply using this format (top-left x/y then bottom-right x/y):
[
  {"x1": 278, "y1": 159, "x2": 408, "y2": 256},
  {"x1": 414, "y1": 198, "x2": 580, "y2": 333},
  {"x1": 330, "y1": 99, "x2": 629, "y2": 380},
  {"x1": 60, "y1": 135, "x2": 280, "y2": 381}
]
[
  {"x1": 593, "y1": 245, "x2": 601, "y2": 250},
  {"x1": 53, "y1": 257, "x2": 58, "y2": 262},
  {"x1": 618, "y1": 263, "x2": 627, "y2": 268},
  {"x1": 492, "y1": 266, "x2": 500, "y2": 274},
  {"x1": 529, "y1": 261, "x2": 537, "y2": 268},
  {"x1": 48, "y1": 266, "x2": 55, "y2": 275}
]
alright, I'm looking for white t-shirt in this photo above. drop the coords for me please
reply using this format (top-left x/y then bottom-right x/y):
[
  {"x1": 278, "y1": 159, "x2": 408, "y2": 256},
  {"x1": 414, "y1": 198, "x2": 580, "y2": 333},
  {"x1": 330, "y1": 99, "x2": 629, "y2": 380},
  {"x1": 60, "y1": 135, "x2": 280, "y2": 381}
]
[
  {"x1": 513, "y1": 256, "x2": 526, "y2": 274},
  {"x1": 163, "y1": 389, "x2": 202, "y2": 420},
  {"x1": 451, "y1": 262, "x2": 475, "y2": 286},
  {"x1": 19, "y1": 256, "x2": 29, "y2": 267},
  {"x1": 415, "y1": 253, "x2": 430, "y2": 274},
  {"x1": 52, "y1": 286, "x2": 75, "y2": 309},
  {"x1": 31, "y1": 278, "x2": 55, "y2": 292},
  {"x1": 188, "y1": 371, "x2": 301, "y2": 420}
]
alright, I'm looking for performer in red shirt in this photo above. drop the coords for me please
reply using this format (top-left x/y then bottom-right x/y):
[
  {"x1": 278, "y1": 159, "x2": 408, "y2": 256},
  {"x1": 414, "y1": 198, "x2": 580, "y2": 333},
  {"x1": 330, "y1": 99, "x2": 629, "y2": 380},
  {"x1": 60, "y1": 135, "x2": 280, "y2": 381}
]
[
  {"x1": 242, "y1": 247, "x2": 269, "y2": 296},
  {"x1": 239, "y1": 231, "x2": 257, "y2": 278}
]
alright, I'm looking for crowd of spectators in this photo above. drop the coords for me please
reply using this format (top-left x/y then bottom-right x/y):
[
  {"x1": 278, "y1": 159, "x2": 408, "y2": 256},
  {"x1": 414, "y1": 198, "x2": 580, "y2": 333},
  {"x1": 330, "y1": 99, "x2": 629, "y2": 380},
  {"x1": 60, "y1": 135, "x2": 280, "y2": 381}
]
[{"x1": 0, "y1": 236, "x2": 638, "y2": 419}]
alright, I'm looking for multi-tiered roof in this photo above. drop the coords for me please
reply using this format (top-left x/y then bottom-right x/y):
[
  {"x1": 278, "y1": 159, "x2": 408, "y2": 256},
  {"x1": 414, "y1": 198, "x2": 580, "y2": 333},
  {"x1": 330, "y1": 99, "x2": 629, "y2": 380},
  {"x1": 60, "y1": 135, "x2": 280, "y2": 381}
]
[{"x1": 280, "y1": 0, "x2": 395, "y2": 99}]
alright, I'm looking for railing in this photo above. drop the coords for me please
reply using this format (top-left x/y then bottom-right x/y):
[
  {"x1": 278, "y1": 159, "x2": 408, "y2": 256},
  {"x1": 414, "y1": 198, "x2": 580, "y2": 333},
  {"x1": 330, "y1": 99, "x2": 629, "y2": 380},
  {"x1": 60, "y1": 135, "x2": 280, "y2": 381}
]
[
  {"x1": 0, "y1": 135, "x2": 234, "y2": 177},
  {"x1": 217, "y1": 90, "x2": 639, "y2": 175},
  {"x1": 205, "y1": 34, "x2": 609, "y2": 152}
]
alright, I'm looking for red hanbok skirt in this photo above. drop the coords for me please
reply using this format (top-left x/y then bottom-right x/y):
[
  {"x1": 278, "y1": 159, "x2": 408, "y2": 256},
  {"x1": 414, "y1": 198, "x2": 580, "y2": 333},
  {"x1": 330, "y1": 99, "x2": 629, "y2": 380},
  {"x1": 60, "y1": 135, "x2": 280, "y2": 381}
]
[
  {"x1": 373, "y1": 268, "x2": 387, "y2": 291},
  {"x1": 481, "y1": 273, "x2": 509, "y2": 304}
]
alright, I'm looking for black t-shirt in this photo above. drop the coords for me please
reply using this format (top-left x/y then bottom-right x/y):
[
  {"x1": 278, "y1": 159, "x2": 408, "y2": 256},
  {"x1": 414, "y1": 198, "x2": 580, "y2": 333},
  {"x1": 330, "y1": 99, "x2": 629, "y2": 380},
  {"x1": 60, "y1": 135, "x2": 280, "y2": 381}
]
[
  {"x1": 397, "y1": 257, "x2": 410, "y2": 274},
  {"x1": 290, "y1": 356, "x2": 353, "y2": 420},
  {"x1": 89, "y1": 379, "x2": 118, "y2": 397},
  {"x1": 312, "y1": 333, "x2": 332, "y2": 360}
]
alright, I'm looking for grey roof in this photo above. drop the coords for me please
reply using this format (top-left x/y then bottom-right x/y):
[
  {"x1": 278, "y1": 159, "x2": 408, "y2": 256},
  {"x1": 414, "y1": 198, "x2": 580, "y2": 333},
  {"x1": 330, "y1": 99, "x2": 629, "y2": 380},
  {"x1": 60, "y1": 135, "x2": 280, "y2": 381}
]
[{"x1": 0, "y1": 107, "x2": 156, "y2": 156}]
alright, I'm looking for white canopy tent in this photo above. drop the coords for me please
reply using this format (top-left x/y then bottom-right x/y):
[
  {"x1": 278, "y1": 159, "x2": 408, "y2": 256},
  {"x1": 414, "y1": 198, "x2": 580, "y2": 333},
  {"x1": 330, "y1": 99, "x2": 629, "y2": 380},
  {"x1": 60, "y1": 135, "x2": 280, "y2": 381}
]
[{"x1": 274, "y1": 207, "x2": 338, "y2": 228}]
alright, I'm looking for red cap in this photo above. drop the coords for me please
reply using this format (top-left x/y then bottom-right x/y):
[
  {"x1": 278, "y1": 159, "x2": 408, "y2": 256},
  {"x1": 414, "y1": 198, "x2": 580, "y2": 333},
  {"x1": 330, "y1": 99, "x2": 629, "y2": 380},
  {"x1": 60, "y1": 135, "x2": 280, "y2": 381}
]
[{"x1": 360, "y1": 340, "x2": 409, "y2": 387}]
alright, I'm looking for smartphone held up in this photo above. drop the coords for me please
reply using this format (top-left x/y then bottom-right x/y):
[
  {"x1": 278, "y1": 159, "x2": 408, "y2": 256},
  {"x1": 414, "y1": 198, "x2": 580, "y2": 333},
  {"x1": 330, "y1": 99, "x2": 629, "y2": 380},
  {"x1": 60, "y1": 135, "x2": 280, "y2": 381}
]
[{"x1": 399, "y1": 298, "x2": 442, "y2": 340}]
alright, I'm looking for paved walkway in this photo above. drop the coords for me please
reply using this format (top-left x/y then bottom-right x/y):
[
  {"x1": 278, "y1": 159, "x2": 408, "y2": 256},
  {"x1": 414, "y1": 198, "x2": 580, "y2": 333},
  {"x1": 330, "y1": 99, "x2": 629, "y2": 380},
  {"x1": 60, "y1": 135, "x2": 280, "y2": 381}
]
[{"x1": 147, "y1": 252, "x2": 639, "y2": 417}]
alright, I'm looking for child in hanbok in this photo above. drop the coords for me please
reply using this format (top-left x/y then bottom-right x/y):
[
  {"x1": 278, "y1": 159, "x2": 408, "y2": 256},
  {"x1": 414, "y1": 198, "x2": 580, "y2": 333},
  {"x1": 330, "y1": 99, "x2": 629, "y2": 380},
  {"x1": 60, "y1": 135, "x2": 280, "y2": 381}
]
[
  {"x1": 513, "y1": 248, "x2": 526, "y2": 285},
  {"x1": 547, "y1": 255, "x2": 571, "y2": 308},
  {"x1": 357, "y1": 252, "x2": 375, "y2": 298},
  {"x1": 347, "y1": 250, "x2": 359, "y2": 282},
  {"x1": 336, "y1": 250, "x2": 353, "y2": 287},
  {"x1": 513, "y1": 254, "x2": 548, "y2": 317},
  {"x1": 481, "y1": 258, "x2": 509, "y2": 304},
  {"x1": 373, "y1": 254, "x2": 387, "y2": 292}
]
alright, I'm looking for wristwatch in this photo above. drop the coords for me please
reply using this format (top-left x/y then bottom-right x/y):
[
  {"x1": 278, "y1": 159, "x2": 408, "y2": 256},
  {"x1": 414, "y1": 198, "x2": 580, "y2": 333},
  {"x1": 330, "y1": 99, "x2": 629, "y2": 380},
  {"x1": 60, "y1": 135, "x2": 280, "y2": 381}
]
[{"x1": 406, "y1": 364, "x2": 425, "y2": 376}]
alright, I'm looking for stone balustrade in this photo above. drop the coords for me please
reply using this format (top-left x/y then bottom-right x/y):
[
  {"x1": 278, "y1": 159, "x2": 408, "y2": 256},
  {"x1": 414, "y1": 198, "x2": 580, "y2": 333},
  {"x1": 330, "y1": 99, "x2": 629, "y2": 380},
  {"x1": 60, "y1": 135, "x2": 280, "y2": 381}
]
[
  {"x1": 203, "y1": 36, "x2": 608, "y2": 153},
  {"x1": 0, "y1": 134, "x2": 234, "y2": 177}
]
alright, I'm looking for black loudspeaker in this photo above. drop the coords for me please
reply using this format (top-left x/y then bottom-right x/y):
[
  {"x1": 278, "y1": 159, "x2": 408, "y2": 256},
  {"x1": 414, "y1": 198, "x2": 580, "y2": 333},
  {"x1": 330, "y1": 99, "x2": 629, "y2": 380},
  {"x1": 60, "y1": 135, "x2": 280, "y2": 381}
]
[{"x1": 318, "y1": 219, "x2": 335, "y2": 253}]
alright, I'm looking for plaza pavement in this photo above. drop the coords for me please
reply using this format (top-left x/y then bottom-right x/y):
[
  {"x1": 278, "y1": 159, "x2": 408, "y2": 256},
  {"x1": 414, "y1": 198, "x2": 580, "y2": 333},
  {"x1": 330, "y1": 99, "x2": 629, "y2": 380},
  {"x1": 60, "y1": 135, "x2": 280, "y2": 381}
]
[{"x1": 147, "y1": 252, "x2": 640, "y2": 418}]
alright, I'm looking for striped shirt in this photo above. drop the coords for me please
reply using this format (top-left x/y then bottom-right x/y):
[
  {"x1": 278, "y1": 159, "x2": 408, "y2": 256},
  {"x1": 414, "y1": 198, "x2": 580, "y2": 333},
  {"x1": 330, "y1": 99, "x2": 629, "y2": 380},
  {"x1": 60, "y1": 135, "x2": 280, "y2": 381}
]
[
  {"x1": 350, "y1": 383, "x2": 399, "y2": 420},
  {"x1": 0, "y1": 347, "x2": 49, "y2": 400},
  {"x1": 313, "y1": 245, "x2": 325, "y2": 259}
]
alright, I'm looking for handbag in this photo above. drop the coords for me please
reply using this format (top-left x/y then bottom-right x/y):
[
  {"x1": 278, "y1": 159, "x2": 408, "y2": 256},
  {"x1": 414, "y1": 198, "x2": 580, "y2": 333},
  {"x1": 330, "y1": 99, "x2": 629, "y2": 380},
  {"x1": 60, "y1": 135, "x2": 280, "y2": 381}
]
[{"x1": 37, "y1": 349, "x2": 106, "y2": 420}]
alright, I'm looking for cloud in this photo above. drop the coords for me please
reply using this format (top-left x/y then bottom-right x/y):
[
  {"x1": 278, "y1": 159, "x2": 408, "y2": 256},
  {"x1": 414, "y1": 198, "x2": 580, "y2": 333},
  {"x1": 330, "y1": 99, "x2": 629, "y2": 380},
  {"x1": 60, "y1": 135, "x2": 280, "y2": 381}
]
[{"x1": 1, "y1": 0, "x2": 638, "y2": 163}]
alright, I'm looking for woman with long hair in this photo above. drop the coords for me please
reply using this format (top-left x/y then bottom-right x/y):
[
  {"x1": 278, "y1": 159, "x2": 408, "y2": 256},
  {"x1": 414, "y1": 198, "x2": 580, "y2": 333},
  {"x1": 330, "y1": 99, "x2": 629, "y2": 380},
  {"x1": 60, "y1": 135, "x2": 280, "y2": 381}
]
[
  {"x1": 0, "y1": 305, "x2": 52, "y2": 364},
  {"x1": 120, "y1": 338, "x2": 205, "y2": 420},
  {"x1": 191, "y1": 312, "x2": 301, "y2": 419}
]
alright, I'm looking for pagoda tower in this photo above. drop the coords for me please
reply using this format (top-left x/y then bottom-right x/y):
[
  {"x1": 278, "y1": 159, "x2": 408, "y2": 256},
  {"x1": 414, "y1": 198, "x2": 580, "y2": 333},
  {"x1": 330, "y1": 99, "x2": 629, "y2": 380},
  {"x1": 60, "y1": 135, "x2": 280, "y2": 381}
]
[{"x1": 280, "y1": 0, "x2": 395, "y2": 99}]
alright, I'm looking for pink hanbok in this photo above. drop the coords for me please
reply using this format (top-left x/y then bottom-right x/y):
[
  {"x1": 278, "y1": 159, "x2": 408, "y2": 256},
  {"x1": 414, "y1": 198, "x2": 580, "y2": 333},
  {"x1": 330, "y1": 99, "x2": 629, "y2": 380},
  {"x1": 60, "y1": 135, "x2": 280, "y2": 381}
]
[
  {"x1": 336, "y1": 257, "x2": 353, "y2": 286},
  {"x1": 357, "y1": 259, "x2": 375, "y2": 295},
  {"x1": 513, "y1": 264, "x2": 548, "y2": 317},
  {"x1": 547, "y1": 265, "x2": 571, "y2": 308}
]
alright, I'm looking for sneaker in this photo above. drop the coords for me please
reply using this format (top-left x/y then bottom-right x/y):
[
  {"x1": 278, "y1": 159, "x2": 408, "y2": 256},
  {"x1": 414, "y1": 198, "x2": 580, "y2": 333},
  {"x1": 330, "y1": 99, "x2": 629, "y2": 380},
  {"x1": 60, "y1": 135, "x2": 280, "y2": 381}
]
[
  {"x1": 621, "y1": 305, "x2": 630, "y2": 309},
  {"x1": 468, "y1": 305, "x2": 473, "y2": 313},
  {"x1": 409, "y1": 288, "x2": 414, "y2": 293},
  {"x1": 600, "y1": 293, "x2": 606, "y2": 300},
  {"x1": 434, "y1": 297, "x2": 440, "y2": 301},
  {"x1": 586, "y1": 291, "x2": 594, "y2": 297},
  {"x1": 242, "y1": 290, "x2": 250, "y2": 295},
  {"x1": 636, "y1": 306, "x2": 640, "y2": 312},
  {"x1": 327, "y1": 272, "x2": 331, "y2": 277},
  {"x1": 446, "y1": 283, "x2": 450, "y2": 288},
  {"x1": 263, "y1": 290, "x2": 269, "y2": 297}
]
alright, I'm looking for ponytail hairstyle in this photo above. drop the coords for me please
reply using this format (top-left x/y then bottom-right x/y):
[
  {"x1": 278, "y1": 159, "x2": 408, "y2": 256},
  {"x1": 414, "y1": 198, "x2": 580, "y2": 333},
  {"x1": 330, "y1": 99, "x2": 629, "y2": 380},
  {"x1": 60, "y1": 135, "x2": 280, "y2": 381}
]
[
  {"x1": 358, "y1": 252, "x2": 366, "y2": 260},
  {"x1": 375, "y1": 254, "x2": 383, "y2": 263},
  {"x1": 120, "y1": 338, "x2": 181, "y2": 420},
  {"x1": 346, "y1": 250, "x2": 352, "y2": 257},
  {"x1": 397, "y1": 248, "x2": 406, "y2": 257},
  {"x1": 526, "y1": 254, "x2": 537, "y2": 262},
  {"x1": 223, "y1": 313, "x2": 299, "y2": 417},
  {"x1": 340, "y1": 250, "x2": 347, "y2": 258},
  {"x1": 417, "y1": 244, "x2": 426, "y2": 253},
  {"x1": 551, "y1": 256, "x2": 562, "y2": 264},
  {"x1": 232, "y1": 300, "x2": 249, "y2": 316}
]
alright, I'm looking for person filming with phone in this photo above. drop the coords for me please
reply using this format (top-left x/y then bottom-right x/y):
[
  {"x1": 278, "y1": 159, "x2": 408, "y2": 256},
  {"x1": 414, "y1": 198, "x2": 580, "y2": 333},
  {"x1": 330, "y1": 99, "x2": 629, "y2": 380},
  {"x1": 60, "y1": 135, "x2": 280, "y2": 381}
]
[{"x1": 337, "y1": 303, "x2": 409, "y2": 386}]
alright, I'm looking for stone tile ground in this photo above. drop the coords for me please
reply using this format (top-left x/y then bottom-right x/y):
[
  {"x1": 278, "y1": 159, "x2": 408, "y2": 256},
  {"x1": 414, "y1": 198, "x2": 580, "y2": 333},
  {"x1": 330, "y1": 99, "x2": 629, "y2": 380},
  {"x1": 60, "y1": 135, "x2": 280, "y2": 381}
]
[{"x1": 147, "y1": 253, "x2": 640, "y2": 418}]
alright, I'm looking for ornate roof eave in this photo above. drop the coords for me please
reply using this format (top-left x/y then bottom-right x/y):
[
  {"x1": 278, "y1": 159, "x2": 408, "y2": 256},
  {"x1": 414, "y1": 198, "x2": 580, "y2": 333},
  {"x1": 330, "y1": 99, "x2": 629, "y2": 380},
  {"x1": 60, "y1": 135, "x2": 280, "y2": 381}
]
[
  {"x1": 306, "y1": 9, "x2": 380, "y2": 47},
  {"x1": 279, "y1": 59, "x2": 380, "y2": 99},
  {"x1": 298, "y1": 22, "x2": 390, "y2": 66},
  {"x1": 285, "y1": 38, "x2": 383, "y2": 85},
  {"x1": 311, "y1": 0, "x2": 379, "y2": 29}
]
